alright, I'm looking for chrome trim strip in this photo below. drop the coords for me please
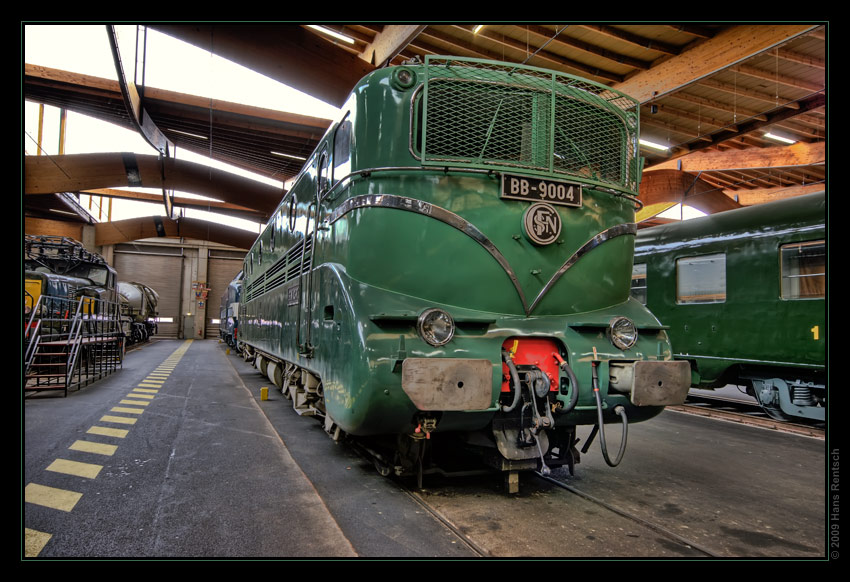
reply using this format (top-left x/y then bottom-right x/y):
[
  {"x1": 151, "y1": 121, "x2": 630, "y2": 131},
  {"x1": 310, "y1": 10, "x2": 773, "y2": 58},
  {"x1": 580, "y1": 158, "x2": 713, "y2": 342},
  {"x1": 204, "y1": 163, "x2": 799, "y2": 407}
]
[
  {"x1": 325, "y1": 166, "x2": 642, "y2": 209},
  {"x1": 327, "y1": 194, "x2": 529, "y2": 314},
  {"x1": 527, "y1": 223, "x2": 637, "y2": 314}
]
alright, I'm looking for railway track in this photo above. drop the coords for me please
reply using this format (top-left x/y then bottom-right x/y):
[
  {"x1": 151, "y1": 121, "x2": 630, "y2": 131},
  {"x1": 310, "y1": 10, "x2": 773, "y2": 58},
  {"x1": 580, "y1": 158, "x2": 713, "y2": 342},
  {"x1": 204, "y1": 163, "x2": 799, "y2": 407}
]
[
  {"x1": 533, "y1": 472, "x2": 721, "y2": 557},
  {"x1": 403, "y1": 488, "x2": 492, "y2": 557},
  {"x1": 402, "y1": 469, "x2": 718, "y2": 558},
  {"x1": 670, "y1": 393, "x2": 825, "y2": 439},
  {"x1": 391, "y1": 394, "x2": 824, "y2": 558}
]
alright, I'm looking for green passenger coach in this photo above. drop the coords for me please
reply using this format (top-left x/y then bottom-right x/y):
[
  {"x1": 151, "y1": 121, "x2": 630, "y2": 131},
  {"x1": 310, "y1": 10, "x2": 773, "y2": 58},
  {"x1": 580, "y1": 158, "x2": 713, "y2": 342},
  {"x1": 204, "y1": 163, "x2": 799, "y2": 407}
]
[
  {"x1": 238, "y1": 56, "x2": 691, "y2": 489},
  {"x1": 633, "y1": 191, "x2": 825, "y2": 422}
]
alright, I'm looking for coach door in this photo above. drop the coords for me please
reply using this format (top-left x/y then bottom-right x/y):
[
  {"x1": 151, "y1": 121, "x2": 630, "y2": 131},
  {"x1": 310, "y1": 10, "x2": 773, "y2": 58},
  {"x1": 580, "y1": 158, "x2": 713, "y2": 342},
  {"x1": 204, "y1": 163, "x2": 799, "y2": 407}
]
[{"x1": 297, "y1": 147, "x2": 330, "y2": 357}]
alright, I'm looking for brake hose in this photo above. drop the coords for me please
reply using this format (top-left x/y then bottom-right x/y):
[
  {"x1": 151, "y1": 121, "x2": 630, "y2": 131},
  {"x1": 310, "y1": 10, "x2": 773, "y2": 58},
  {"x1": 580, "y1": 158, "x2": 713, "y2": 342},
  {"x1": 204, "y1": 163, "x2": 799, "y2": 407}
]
[
  {"x1": 552, "y1": 352, "x2": 579, "y2": 414},
  {"x1": 591, "y1": 360, "x2": 628, "y2": 467},
  {"x1": 501, "y1": 350, "x2": 522, "y2": 413}
]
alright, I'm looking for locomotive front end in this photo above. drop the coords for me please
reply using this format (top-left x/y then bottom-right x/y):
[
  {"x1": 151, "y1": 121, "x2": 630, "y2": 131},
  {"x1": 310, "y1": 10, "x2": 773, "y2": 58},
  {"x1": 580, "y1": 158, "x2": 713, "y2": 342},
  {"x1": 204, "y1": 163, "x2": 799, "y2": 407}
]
[
  {"x1": 239, "y1": 56, "x2": 690, "y2": 489},
  {"x1": 337, "y1": 57, "x2": 690, "y2": 479}
]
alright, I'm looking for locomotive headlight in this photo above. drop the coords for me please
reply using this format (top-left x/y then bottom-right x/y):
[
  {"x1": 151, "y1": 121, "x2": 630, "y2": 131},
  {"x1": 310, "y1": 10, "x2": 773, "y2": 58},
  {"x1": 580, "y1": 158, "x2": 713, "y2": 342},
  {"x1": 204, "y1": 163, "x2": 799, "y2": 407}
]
[
  {"x1": 391, "y1": 67, "x2": 417, "y2": 90},
  {"x1": 607, "y1": 317, "x2": 638, "y2": 350},
  {"x1": 417, "y1": 308, "x2": 455, "y2": 347}
]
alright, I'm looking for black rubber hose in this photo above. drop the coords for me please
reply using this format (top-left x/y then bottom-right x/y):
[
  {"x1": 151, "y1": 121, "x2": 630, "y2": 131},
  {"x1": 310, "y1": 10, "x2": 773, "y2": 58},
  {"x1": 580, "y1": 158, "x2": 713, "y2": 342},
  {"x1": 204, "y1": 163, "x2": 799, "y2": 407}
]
[
  {"x1": 591, "y1": 361, "x2": 628, "y2": 467},
  {"x1": 501, "y1": 350, "x2": 522, "y2": 413},
  {"x1": 557, "y1": 359, "x2": 580, "y2": 414}
]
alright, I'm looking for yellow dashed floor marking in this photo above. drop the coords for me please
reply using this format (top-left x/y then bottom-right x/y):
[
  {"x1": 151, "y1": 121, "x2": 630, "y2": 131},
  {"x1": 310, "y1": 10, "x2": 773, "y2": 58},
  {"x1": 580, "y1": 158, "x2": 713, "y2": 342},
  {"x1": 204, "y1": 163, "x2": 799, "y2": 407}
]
[
  {"x1": 25, "y1": 528, "x2": 52, "y2": 557},
  {"x1": 69, "y1": 440, "x2": 118, "y2": 456},
  {"x1": 110, "y1": 406, "x2": 145, "y2": 415},
  {"x1": 99, "y1": 415, "x2": 138, "y2": 425},
  {"x1": 25, "y1": 341, "x2": 195, "y2": 557},
  {"x1": 25, "y1": 483, "x2": 82, "y2": 512},
  {"x1": 127, "y1": 392, "x2": 155, "y2": 399},
  {"x1": 46, "y1": 458, "x2": 103, "y2": 479},
  {"x1": 87, "y1": 426, "x2": 129, "y2": 438}
]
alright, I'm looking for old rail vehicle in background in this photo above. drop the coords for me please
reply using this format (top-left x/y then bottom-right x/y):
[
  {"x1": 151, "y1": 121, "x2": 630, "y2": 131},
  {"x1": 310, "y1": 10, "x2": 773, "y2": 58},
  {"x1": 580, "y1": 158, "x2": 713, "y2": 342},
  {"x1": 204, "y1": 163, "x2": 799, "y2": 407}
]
[
  {"x1": 219, "y1": 272, "x2": 242, "y2": 348},
  {"x1": 236, "y1": 56, "x2": 692, "y2": 490},
  {"x1": 117, "y1": 281, "x2": 160, "y2": 345},
  {"x1": 632, "y1": 191, "x2": 825, "y2": 422},
  {"x1": 24, "y1": 235, "x2": 159, "y2": 346}
]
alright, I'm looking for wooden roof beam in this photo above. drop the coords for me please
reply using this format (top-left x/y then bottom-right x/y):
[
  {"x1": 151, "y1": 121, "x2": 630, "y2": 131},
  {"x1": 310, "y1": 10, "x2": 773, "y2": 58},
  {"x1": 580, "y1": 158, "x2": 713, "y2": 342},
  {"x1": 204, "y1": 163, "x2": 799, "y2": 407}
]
[
  {"x1": 442, "y1": 26, "x2": 624, "y2": 83},
  {"x1": 25, "y1": 153, "x2": 284, "y2": 221},
  {"x1": 676, "y1": 92, "x2": 824, "y2": 155},
  {"x1": 579, "y1": 25, "x2": 682, "y2": 56},
  {"x1": 666, "y1": 91, "x2": 768, "y2": 122},
  {"x1": 770, "y1": 46, "x2": 825, "y2": 69},
  {"x1": 82, "y1": 188, "x2": 262, "y2": 222},
  {"x1": 649, "y1": 141, "x2": 825, "y2": 173},
  {"x1": 95, "y1": 216, "x2": 256, "y2": 249},
  {"x1": 360, "y1": 25, "x2": 427, "y2": 67},
  {"x1": 613, "y1": 24, "x2": 821, "y2": 103},
  {"x1": 638, "y1": 169, "x2": 742, "y2": 216},
  {"x1": 734, "y1": 183, "x2": 825, "y2": 205},
  {"x1": 731, "y1": 63, "x2": 824, "y2": 93},
  {"x1": 522, "y1": 24, "x2": 654, "y2": 70}
]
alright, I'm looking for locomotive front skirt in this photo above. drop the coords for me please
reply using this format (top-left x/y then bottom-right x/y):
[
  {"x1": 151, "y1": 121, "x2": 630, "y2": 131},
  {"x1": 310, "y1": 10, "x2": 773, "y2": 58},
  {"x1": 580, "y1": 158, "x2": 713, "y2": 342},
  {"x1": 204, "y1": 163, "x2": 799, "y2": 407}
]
[{"x1": 236, "y1": 56, "x2": 690, "y2": 485}]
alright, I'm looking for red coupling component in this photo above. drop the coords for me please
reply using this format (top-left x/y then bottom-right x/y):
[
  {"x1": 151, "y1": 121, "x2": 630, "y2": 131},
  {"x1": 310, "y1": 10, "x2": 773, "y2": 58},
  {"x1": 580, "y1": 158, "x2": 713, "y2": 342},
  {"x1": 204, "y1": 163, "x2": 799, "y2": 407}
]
[
  {"x1": 501, "y1": 338, "x2": 561, "y2": 392},
  {"x1": 414, "y1": 424, "x2": 431, "y2": 439}
]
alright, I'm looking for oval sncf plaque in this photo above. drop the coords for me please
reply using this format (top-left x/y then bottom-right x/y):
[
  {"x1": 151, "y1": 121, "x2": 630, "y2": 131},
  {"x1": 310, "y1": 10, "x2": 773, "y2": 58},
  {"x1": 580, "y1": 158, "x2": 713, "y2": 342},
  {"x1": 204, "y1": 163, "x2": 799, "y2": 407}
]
[{"x1": 522, "y1": 203, "x2": 561, "y2": 245}]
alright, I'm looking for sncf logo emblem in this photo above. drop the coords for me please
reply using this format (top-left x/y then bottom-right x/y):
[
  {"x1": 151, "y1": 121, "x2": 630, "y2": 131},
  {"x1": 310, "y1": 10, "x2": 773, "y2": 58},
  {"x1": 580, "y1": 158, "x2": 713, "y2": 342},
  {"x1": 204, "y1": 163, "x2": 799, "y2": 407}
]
[{"x1": 522, "y1": 203, "x2": 561, "y2": 246}]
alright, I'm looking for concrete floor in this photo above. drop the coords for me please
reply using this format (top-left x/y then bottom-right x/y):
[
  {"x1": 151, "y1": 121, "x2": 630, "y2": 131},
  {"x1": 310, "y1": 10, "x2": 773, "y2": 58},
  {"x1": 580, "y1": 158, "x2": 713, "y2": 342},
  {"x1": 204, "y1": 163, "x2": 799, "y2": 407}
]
[{"x1": 23, "y1": 338, "x2": 829, "y2": 560}]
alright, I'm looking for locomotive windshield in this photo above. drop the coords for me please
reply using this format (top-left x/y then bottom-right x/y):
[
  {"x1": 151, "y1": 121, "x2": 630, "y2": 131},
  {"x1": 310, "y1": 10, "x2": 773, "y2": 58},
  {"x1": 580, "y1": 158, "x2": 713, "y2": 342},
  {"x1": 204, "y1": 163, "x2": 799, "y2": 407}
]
[{"x1": 24, "y1": 259, "x2": 111, "y2": 287}]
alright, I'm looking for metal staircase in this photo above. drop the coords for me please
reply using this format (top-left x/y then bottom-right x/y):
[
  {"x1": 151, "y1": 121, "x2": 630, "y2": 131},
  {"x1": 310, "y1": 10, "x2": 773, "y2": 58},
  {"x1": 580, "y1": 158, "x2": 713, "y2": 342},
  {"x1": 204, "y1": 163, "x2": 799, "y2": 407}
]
[{"x1": 25, "y1": 294, "x2": 125, "y2": 396}]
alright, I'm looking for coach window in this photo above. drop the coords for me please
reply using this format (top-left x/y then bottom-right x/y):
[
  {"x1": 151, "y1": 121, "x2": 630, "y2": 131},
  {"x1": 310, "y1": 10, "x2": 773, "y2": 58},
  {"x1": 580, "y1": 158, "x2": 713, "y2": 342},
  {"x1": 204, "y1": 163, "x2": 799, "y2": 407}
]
[
  {"x1": 780, "y1": 240, "x2": 825, "y2": 299},
  {"x1": 630, "y1": 263, "x2": 647, "y2": 305},
  {"x1": 676, "y1": 253, "x2": 726, "y2": 304}
]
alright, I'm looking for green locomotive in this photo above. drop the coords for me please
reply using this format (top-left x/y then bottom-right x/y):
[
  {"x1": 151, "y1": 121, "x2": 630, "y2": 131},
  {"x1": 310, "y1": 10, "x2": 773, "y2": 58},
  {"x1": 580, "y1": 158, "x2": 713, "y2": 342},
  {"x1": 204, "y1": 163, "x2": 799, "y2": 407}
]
[
  {"x1": 239, "y1": 56, "x2": 690, "y2": 488},
  {"x1": 633, "y1": 191, "x2": 825, "y2": 422}
]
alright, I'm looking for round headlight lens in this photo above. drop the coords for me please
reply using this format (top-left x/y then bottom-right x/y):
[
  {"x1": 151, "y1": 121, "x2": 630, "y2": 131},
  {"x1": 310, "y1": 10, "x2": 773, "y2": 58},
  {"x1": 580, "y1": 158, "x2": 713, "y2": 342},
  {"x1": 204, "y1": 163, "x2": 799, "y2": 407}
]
[
  {"x1": 417, "y1": 308, "x2": 455, "y2": 346},
  {"x1": 391, "y1": 67, "x2": 417, "y2": 90},
  {"x1": 608, "y1": 317, "x2": 638, "y2": 350}
]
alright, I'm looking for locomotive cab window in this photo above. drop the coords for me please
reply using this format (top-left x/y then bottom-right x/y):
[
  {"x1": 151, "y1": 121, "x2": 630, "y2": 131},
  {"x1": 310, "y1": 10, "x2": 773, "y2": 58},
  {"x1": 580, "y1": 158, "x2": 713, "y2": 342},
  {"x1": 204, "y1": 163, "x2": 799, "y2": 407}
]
[
  {"x1": 676, "y1": 253, "x2": 726, "y2": 304},
  {"x1": 332, "y1": 114, "x2": 351, "y2": 185},
  {"x1": 780, "y1": 240, "x2": 825, "y2": 299},
  {"x1": 631, "y1": 263, "x2": 647, "y2": 305}
]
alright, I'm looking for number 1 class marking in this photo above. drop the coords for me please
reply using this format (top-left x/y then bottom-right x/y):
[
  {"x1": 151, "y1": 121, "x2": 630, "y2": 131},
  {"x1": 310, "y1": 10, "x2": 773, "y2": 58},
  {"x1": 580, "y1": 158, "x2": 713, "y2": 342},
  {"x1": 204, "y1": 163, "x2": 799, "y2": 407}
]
[{"x1": 811, "y1": 325, "x2": 819, "y2": 340}]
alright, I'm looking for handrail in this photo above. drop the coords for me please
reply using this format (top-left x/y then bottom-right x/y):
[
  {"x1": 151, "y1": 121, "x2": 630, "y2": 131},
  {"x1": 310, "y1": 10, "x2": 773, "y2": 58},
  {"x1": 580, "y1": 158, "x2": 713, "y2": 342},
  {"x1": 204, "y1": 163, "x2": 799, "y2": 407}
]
[
  {"x1": 24, "y1": 320, "x2": 42, "y2": 371},
  {"x1": 64, "y1": 299, "x2": 86, "y2": 387},
  {"x1": 25, "y1": 294, "x2": 43, "y2": 341},
  {"x1": 24, "y1": 293, "x2": 126, "y2": 395},
  {"x1": 24, "y1": 294, "x2": 45, "y2": 370}
]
